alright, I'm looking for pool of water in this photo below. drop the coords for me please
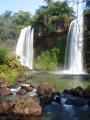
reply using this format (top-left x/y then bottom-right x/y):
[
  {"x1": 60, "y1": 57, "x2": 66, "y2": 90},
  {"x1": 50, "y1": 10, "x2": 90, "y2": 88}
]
[{"x1": 30, "y1": 72, "x2": 90, "y2": 91}]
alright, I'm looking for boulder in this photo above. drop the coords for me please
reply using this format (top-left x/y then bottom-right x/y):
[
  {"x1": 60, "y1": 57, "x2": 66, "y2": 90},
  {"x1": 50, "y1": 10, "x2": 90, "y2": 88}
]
[
  {"x1": 17, "y1": 88, "x2": 27, "y2": 95},
  {"x1": 21, "y1": 83, "x2": 34, "y2": 92},
  {"x1": 37, "y1": 83, "x2": 55, "y2": 96},
  {"x1": 84, "y1": 87, "x2": 90, "y2": 98},
  {"x1": 13, "y1": 97, "x2": 42, "y2": 115},
  {"x1": 63, "y1": 86, "x2": 85, "y2": 97},
  {"x1": 0, "y1": 101, "x2": 14, "y2": 114},
  {"x1": 0, "y1": 86, "x2": 12, "y2": 96},
  {"x1": 37, "y1": 83, "x2": 55, "y2": 105}
]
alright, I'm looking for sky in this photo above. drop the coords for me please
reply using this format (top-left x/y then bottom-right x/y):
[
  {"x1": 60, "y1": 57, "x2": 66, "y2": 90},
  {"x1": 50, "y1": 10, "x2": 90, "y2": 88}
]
[
  {"x1": 0, "y1": 0, "x2": 64, "y2": 15},
  {"x1": 0, "y1": 0, "x2": 86, "y2": 16}
]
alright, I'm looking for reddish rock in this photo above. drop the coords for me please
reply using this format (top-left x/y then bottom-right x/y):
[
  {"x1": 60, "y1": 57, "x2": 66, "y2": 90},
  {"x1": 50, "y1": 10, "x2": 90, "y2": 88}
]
[
  {"x1": 13, "y1": 97, "x2": 42, "y2": 115},
  {"x1": 37, "y1": 83, "x2": 55, "y2": 96},
  {"x1": 0, "y1": 86, "x2": 12, "y2": 96},
  {"x1": 37, "y1": 83, "x2": 55, "y2": 105},
  {"x1": 0, "y1": 101, "x2": 13, "y2": 114}
]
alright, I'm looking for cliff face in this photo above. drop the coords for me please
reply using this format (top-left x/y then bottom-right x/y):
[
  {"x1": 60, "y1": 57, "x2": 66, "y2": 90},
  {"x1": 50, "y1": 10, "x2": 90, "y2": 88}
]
[{"x1": 84, "y1": 13, "x2": 90, "y2": 73}]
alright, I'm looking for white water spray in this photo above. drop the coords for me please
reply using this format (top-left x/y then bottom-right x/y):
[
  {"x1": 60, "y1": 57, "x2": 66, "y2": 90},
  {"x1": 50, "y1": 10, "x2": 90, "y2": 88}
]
[
  {"x1": 64, "y1": 17, "x2": 85, "y2": 74},
  {"x1": 16, "y1": 26, "x2": 34, "y2": 69}
]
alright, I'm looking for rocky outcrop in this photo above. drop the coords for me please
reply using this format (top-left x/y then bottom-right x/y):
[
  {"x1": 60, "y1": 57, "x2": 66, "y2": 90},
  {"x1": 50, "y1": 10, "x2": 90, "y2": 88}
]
[
  {"x1": 0, "y1": 82, "x2": 12, "y2": 96},
  {"x1": 37, "y1": 83, "x2": 61, "y2": 105},
  {"x1": 13, "y1": 97, "x2": 42, "y2": 115},
  {"x1": 0, "y1": 101, "x2": 14, "y2": 114},
  {"x1": 21, "y1": 83, "x2": 34, "y2": 92},
  {"x1": 17, "y1": 83, "x2": 35, "y2": 95},
  {"x1": 63, "y1": 86, "x2": 90, "y2": 98}
]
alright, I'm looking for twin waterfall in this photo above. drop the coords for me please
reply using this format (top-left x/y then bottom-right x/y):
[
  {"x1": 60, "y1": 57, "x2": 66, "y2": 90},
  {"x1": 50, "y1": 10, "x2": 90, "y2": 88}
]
[
  {"x1": 64, "y1": 17, "x2": 85, "y2": 74},
  {"x1": 16, "y1": 26, "x2": 34, "y2": 69},
  {"x1": 16, "y1": 17, "x2": 85, "y2": 74}
]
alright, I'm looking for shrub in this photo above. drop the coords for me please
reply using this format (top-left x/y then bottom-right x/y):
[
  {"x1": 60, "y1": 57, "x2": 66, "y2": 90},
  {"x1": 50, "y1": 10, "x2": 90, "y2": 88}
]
[
  {"x1": 34, "y1": 48, "x2": 59, "y2": 70},
  {"x1": 0, "y1": 47, "x2": 8, "y2": 64}
]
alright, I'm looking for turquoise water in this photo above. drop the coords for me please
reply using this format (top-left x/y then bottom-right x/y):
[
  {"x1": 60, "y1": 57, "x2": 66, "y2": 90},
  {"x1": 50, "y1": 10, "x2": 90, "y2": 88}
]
[{"x1": 30, "y1": 72, "x2": 90, "y2": 91}]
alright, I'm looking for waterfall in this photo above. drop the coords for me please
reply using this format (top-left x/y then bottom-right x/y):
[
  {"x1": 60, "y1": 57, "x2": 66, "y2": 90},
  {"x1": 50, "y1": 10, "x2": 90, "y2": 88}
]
[
  {"x1": 16, "y1": 26, "x2": 34, "y2": 69},
  {"x1": 64, "y1": 17, "x2": 85, "y2": 75}
]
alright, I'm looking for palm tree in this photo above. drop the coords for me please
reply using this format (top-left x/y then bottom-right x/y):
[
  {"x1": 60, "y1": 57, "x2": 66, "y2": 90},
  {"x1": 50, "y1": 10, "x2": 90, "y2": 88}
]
[{"x1": 44, "y1": 0, "x2": 53, "y2": 4}]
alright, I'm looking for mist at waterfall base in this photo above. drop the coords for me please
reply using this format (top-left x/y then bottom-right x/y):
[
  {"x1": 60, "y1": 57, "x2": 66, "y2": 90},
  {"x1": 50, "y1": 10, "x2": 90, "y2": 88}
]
[
  {"x1": 60, "y1": 16, "x2": 86, "y2": 75},
  {"x1": 16, "y1": 26, "x2": 34, "y2": 70}
]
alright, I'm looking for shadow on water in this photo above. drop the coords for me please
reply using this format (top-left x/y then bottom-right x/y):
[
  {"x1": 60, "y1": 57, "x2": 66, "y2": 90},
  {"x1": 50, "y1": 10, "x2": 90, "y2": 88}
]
[{"x1": 42, "y1": 104, "x2": 90, "y2": 120}]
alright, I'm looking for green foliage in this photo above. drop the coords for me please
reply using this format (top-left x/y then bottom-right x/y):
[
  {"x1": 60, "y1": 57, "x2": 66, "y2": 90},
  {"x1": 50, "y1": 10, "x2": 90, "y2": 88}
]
[
  {"x1": 0, "y1": 11, "x2": 32, "y2": 42},
  {"x1": 12, "y1": 11, "x2": 31, "y2": 26},
  {"x1": 0, "y1": 65, "x2": 17, "y2": 85},
  {"x1": 55, "y1": 37, "x2": 67, "y2": 64},
  {"x1": 32, "y1": 1, "x2": 72, "y2": 33},
  {"x1": 0, "y1": 48, "x2": 8, "y2": 64},
  {"x1": 34, "y1": 48, "x2": 59, "y2": 70},
  {"x1": 0, "y1": 47, "x2": 26, "y2": 85}
]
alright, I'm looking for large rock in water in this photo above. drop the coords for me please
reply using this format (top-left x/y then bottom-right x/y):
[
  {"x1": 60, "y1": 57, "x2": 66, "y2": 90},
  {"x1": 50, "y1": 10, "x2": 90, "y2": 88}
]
[
  {"x1": 63, "y1": 86, "x2": 85, "y2": 97},
  {"x1": 13, "y1": 97, "x2": 42, "y2": 115},
  {"x1": 37, "y1": 83, "x2": 55, "y2": 96},
  {"x1": 21, "y1": 83, "x2": 34, "y2": 92},
  {"x1": 37, "y1": 83, "x2": 55, "y2": 105}
]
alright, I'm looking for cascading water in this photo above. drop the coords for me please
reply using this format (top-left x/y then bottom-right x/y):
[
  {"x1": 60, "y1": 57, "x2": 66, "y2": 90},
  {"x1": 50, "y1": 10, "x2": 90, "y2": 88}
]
[
  {"x1": 64, "y1": 17, "x2": 85, "y2": 75},
  {"x1": 16, "y1": 26, "x2": 34, "y2": 69}
]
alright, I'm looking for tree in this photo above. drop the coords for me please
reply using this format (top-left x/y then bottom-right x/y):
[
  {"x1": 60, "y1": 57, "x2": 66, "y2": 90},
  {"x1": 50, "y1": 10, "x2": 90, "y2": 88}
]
[
  {"x1": 33, "y1": 1, "x2": 72, "y2": 33},
  {"x1": 2, "y1": 11, "x2": 12, "y2": 19},
  {"x1": 12, "y1": 11, "x2": 31, "y2": 26},
  {"x1": 44, "y1": 0, "x2": 53, "y2": 4}
]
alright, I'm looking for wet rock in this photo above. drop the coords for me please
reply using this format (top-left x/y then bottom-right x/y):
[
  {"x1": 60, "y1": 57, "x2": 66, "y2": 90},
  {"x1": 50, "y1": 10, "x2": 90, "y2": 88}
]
[
  {"x1": 0, "y1": 86, "x2": 12, "y2": 96},
  {"x1": 17, "y1": 88, "x2": 27, "y2": 95},
  {"x1": 63, "y1": 89, "x2": 71, "y2": 94},
  {"x1": 21, "y1": 83, "x2": 34, "y2": 92},
  {"x1": 51, "y1": 92, "x2": 61, "y2": 104},
  {"x1": 63, "y1": 86, "x2": 85, "y2": 97},
  {"x1": 0, "y1": 82, "x2": 10, "y2": 88},
  {"x1": 0, "y1": 101, "x2": 13, "y2": 114},
  {"x1": 16, "y1": 74, "x2": 28, "y2": 82},
  {"x1": 13, "y1": 97, "x2": 42, "y2": 115},
  {"x1": 37, "y1": 83, "x2": 55, "y2": 96},
  {"x1": 84, "y1": 88, "x2": 90, "y2": 98},
  {"x1": 65, "y1": 98, "x2": 85, "y2": 106},
  {"x1": 37, "y1": 83, "x2": 55, "y2": 105}
]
